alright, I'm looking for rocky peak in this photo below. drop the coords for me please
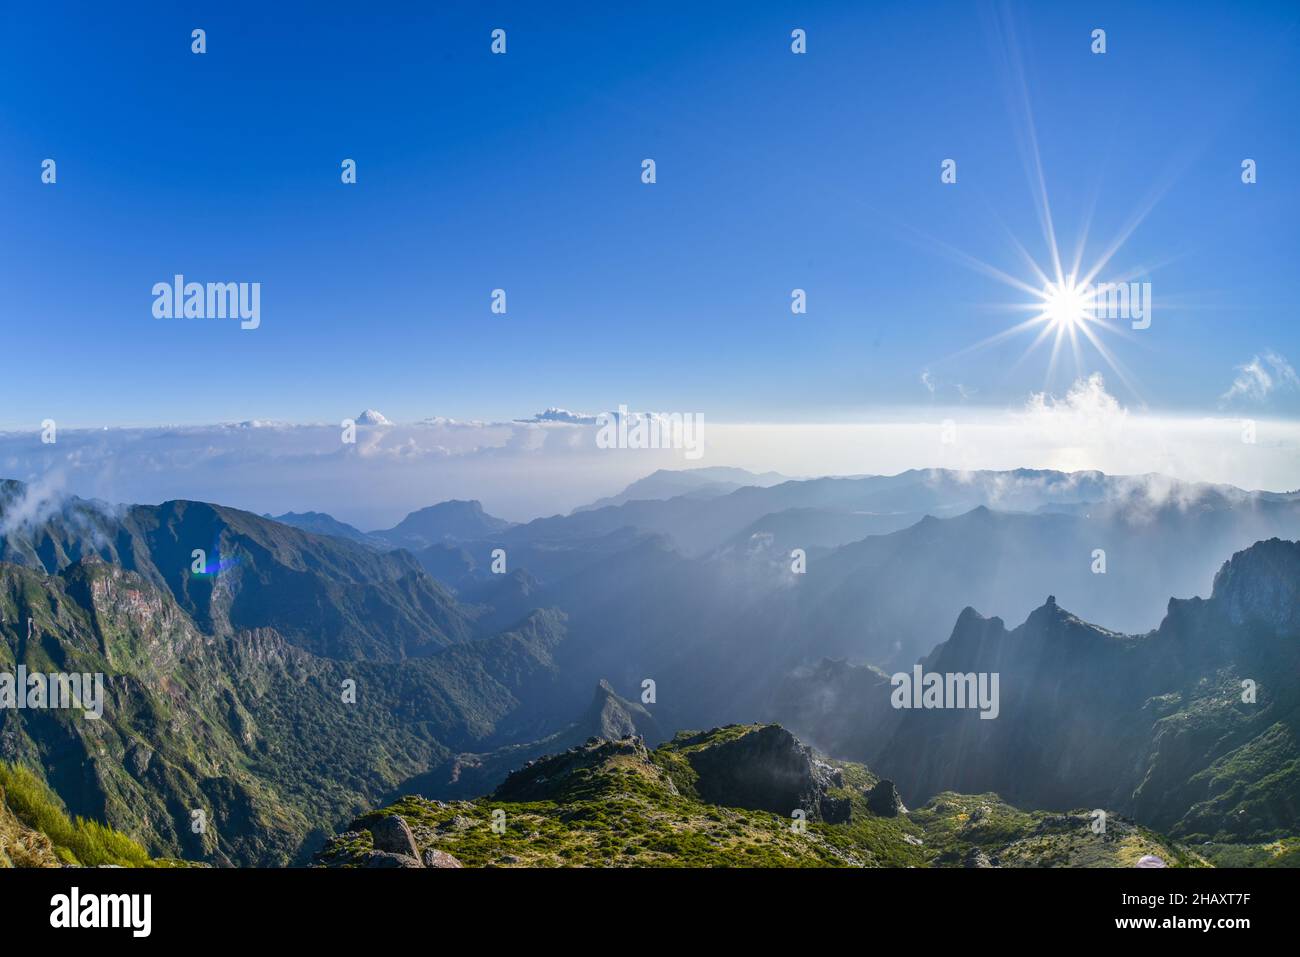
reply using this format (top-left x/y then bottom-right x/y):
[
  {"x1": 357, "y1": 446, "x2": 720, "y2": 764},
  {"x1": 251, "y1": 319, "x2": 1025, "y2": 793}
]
[
  {"x1": 675, "y1": 724, "x2": 845, "y2": 821},
  {"x1": 579, "y1": 679, "x2": 660, "y2": 743},
  {"x1": 1210, "y1": 538, "x2": 1300, "y2": 633}
]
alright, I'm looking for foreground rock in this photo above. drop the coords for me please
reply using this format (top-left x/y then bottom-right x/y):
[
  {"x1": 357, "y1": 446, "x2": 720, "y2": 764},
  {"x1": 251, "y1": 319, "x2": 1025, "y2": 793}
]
[
  {"x1": 423, "y1": 849, "x2": 464, "y2": 868},
  {"x1": 368, "y1": 815, "x2": 420, "y2": 858},
  {"x1": 675, "y1": 724, "x2": 845, "y2": 821}
]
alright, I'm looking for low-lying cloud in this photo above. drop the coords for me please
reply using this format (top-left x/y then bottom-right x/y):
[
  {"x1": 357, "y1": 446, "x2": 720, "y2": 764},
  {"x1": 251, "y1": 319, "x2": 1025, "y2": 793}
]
[{"x1": 1, "y1": 383, "x2": 1296, "y2": 528}]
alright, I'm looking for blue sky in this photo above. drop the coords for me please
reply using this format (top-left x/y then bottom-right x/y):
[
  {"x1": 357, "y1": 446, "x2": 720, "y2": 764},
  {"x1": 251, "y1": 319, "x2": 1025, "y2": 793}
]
[{"x1": 2, "y1": 0, "x2": 1298, "y2": 430}]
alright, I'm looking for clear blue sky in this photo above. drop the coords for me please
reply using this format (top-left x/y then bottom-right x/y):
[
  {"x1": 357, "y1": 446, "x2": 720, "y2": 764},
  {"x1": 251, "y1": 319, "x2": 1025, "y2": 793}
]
[{"x1": 2, "y1": 0, "x2": 1297, "y2": 428}]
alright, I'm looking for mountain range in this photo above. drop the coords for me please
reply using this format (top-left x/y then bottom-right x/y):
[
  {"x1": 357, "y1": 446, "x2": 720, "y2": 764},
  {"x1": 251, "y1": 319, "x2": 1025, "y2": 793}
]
[{"x1": 2, "y1": 466, "x2": 1298, "y2": 867}]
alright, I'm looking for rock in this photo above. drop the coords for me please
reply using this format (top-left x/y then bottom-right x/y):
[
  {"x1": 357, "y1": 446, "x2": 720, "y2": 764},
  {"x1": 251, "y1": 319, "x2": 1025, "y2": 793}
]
[
  {"x1": 819, "y1": 794, "x2": 852, "y2": 824},
  {"x1": 367, "y1": 815, "x2": 419, "y2": 858},
  {"x1": 962, "y1": 847, "x2": 994, "y2": 868},
  {"x1": 680, "y1": 725, "x2": 829, "y2": 817},
  {"x1": 127, "y1": 743, "x2": 153, "y2": 778},
  {"x1": 814, "y1": 760, "x2": 844, "y2": 789},
  {"x1": 866, "y1": 779, "x2": 906, "y2": 817},
  {"x1": 1136, "y1": 854, "x2": 1166, "y2": 868},
  {"x1": 422, "y1": 849, "x2": 464, "y2": 868},
  {"x1": 582, "y1": 679, "x2": 660, "y2": 742},
  {"x1": 363, "y1": 851, "x2": 422, "y2": 868}
]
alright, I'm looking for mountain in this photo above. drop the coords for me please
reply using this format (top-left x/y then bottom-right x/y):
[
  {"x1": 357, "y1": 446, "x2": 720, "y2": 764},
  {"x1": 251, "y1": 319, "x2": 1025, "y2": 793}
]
[
  {"x1": 315, "y1": 724, "x2": 1203, "y2": 868},
  {"x1": 721, "y1": 507, "x2": 924, "y2": 553},
  {"x1": 370, "y1": 500, "x2": 514, "y2": 551},
  {"x1": 462, "y1": 490, "x2": 1300, "y2": 745},
  {"x1": 575, "y1": 467, "x2": 791, "y2": 512},
  {"x1": 0, "y1": 485, "x2": 474, "y2": 661},
  {"x1": 0, "y1": 549, "x2": 578, "y2": 865},
  {"x1": 267, "y1": 511, "x2": 384, "y2": 548},
  {"x1": 4, "y1": 472, "x2": 1297, "y2": 867},
  {"x1": 409, "y1": 543, "x2": 483, "y2": 591},
  {"x1": 784, "y1": 496, "x2": 1300, "y2": 667},
  {"x1": 456, "y1": 568, "x2": 543, "y2": 634},
  {"x1": 507, "y1": 468, "x2": 1300, "y2": 559},
  {"x1": 777, "y1": 538, "x2": 1300, "y2": 846}
]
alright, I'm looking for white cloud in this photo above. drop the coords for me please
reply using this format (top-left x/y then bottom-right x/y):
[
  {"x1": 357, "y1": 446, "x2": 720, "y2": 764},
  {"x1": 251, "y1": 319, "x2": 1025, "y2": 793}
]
[
  {"x1": 515, "y1": 408, "x2": 601, "y2": 425},
  {"x1": 1022, "y1": 372, "x2": 1128, "y2": 439},
  {"x1": 1, "y1": 383, "x2": 1297, "y2": 527},
  {"x1": 1221, "y1": 351, "x2": 1299, "y2": 404}
]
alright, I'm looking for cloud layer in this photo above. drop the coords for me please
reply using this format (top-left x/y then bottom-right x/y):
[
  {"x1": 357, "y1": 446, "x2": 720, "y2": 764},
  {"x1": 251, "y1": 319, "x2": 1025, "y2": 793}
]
[{"x1": 1, "y1": 381, "x2": 1297, "y2": 528}]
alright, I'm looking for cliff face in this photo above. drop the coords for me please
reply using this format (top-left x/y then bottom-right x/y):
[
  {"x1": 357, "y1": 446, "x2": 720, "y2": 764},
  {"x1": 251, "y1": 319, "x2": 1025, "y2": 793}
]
[
  {"x1": 794, "y1": 539, "x2": 1300, "y2": 843},
  {"x1": 1210, "y1": 537, "x2": 1300, "y2": 634}
]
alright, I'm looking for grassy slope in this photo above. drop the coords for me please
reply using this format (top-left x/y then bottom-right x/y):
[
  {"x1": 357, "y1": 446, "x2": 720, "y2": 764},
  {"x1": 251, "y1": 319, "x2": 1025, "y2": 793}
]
[
  {"x1": 0, "y1": 762, "x2": 158, "y2": 867},
  {"x1": 318, "y1": 725, "x2": 1207, "y2": 868}
]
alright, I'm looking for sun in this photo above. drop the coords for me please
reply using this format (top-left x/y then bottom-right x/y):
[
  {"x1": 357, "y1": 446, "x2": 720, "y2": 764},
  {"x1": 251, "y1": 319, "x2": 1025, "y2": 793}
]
[{"x1": 1039, "y1": 278, "x2": 1095, "y2": 332}]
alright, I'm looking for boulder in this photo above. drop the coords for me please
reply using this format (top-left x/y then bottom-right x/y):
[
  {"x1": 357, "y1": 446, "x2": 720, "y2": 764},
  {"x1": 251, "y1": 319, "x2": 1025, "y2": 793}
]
[
  {"x1": 363, "y1": 851, "x2": 422, "y2": 868},
  {"x1": 422, "y1": 849, "x2": 464, "y2": 868},
  {"x1": 368, "y1": 815, "x2": 419, "y2": 858},
  {"x1": 866, "y1": 779, "x2": 906, "y2": 817}
]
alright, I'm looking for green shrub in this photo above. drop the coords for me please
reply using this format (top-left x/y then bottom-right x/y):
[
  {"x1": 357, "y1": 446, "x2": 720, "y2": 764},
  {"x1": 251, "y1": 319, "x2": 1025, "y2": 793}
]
[{"x1": 0, "y1": 763, "x2": 152, "y2": 867}]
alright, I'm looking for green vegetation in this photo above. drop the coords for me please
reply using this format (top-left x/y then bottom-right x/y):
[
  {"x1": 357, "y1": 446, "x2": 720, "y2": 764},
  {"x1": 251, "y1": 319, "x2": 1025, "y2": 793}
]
[
  {"x1": 0, "y1": 762, "x2": 154, "y2": 867},
  {"x1": 1199, "y1": 838, "x2": 1300, "y2": 868},
  {"x1": 0, "y1": 555, "x2": 570, "y2": 866},
  {"x1": 318, "y1": 726, "x2": 1209, "y2": 869}
]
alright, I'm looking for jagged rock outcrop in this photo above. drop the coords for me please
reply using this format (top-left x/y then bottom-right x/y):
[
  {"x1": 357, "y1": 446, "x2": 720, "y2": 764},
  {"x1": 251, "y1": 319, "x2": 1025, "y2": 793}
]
[
  {"x1": 813, "y1": 538, "x2": 1300, "y2": 844},
  {"x1": 866, "y1": 779, "x2": 906, "y2": 817},
  {"x1": 1210, "y1": 537, "x2": 1300, "y2": 634},
  {"x1": 582, "y1": 679, "x2": 662, "y2": 743},
  {"x1": 676, "y1": 725, "x2": 841, "y2": 819}
]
